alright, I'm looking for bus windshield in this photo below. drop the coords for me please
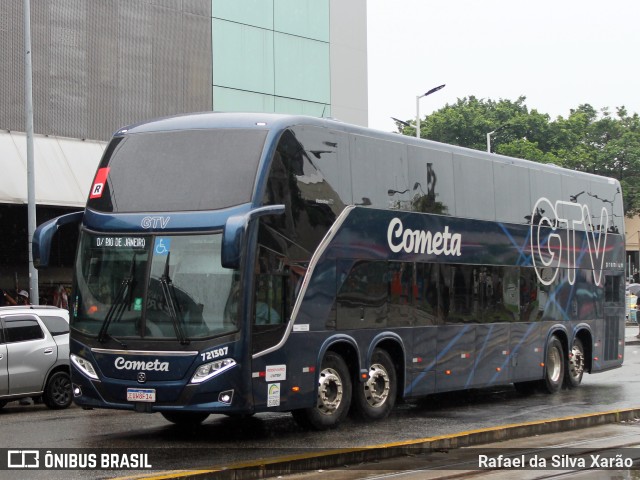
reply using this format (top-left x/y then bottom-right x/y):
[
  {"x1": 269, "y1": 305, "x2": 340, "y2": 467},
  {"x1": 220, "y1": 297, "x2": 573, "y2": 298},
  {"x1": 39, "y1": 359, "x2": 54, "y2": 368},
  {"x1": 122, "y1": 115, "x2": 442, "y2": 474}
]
[{"x1": 72, "y1": 231, "x2": 239, "y2": 341}]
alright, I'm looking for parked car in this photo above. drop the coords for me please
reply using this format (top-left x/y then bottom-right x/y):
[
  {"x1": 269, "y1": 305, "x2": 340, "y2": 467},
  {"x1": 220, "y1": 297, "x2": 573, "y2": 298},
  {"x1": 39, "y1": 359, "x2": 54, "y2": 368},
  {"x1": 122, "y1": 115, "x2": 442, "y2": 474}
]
[{"x1": 0, "y1": 306, "x2": 71, "y2": 409}]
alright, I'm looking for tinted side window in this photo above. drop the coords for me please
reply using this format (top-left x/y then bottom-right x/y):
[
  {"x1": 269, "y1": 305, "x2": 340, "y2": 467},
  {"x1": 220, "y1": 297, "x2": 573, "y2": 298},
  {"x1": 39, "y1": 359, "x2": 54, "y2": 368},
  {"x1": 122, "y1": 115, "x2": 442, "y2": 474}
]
[
  {"x1": 5, "y1": 318, "x2": 44, "y2": 343},
  {"x1": 408, "y1": 146, "x2": 455, "y2": 216},
  {"x1": 350, "y1": 135, "x2": 409, "y2": 211},
  {"x1": 493, "y1": 162, "x2": 531, "y2": 224},
  {"x1": 388, "y1": 262, "x2": 413, "y2": 327},
  {"x1": 251, "y1": 245, "x2": 290, "y2": 355},
  {"x1": 289, "y1": 126, "x2": 351, "y2": 211},
  {"x1": 605, "y1": 275, "x2": 622, "y2": 302},
  {"x1": 40, "y1": 316, "x2": 70, "y2": 336},
  {"x1": 415, "y1": 263, "x2": 441, "y2": 325},
  {"x1": 262, "y1": 129, "x2": 342, "y2": 261},
  {"x1": 337, "y1": 260, "x2": 388, "y2": 330},
  {"x1": 453, "y1": 153, "x2": 495, "y2": 221}
]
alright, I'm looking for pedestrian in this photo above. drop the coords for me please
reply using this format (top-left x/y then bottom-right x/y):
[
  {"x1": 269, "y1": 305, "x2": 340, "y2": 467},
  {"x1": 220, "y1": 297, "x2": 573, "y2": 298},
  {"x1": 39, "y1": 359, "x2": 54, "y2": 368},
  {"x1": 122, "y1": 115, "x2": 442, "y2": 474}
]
[
  {"x1": 16, "y1": 290, "x2": 31, "y2": 306},
  {"x1": 3, "y1": 289, "x2": 30, "y2": 306}
]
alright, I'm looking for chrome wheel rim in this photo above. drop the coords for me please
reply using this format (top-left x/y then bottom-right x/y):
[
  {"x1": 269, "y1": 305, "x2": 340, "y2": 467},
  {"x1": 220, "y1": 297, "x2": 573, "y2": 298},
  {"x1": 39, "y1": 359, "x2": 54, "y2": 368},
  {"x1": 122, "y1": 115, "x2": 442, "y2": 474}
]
[
  {"x1": 548, "y1": 346, "x2": 562, "y2": 383},
  {"x1": 364, "y1": 363, "x2": 390, "y2": 408},
  {"x1": 317, "y1": 367, "x2": 343, "y2": 415},
  {"x1": 568, "y1": 344, "x2": 584, "y2": 380}
]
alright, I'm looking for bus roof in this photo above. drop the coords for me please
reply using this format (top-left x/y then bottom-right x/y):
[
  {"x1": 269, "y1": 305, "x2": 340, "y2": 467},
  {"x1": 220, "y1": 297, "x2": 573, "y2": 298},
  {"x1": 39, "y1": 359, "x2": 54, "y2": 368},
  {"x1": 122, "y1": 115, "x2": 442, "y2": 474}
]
[{"x1": 115, "y1": 111, "x2": 619, "y2": 188}]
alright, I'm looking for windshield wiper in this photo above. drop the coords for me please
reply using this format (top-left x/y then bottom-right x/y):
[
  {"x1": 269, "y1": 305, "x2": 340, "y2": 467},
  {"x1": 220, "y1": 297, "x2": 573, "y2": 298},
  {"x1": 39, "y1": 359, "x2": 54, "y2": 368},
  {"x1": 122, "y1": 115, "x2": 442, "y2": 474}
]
[
  {"x1": 97, "y1": 255, "x2": 136, "y2": 347},
  {"x1": 160, "y1": 252, "x2": 190, "y2": 345}
]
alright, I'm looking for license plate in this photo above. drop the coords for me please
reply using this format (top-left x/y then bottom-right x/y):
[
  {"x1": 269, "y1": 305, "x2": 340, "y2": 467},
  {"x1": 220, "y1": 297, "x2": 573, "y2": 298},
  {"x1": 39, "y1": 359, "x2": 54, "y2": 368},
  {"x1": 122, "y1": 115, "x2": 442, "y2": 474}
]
[{"x1": 126, "y1": 388, "x2": 156, "y2": 402}]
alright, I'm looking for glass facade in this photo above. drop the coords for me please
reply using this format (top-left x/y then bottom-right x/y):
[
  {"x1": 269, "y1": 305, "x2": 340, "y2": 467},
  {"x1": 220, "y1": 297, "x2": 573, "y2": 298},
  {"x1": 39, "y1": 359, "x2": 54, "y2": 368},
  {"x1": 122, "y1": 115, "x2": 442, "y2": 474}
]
[{"x1": 211, "y1": 0, "x2": 331, "y2": 116}]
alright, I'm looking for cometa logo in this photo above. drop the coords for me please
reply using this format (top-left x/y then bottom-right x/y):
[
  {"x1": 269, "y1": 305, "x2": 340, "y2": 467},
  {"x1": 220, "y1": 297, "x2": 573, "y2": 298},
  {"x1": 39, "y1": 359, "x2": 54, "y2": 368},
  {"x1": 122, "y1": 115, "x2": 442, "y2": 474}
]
[
  {"x1": 114, "y1": 357, "x2": 169, "y2": 372},
  {"x1": 387, "y1": 218, "x2": 462, "y2": 256}
]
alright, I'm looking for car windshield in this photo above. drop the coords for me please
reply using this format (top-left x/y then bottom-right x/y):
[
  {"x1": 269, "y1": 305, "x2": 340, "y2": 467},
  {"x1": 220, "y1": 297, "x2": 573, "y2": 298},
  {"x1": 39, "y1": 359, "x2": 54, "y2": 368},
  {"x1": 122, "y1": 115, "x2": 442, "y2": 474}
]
[{"x1": 72, "y1": 231, "x2": 239, "y2": 340}]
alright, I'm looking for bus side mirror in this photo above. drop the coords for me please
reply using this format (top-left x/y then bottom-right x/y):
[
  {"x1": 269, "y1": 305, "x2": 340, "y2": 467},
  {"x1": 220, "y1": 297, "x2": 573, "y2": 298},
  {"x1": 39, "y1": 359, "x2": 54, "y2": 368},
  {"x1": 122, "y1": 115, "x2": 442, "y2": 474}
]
[
  {"x1": 221, "y1": 205, "x2": 285, "y2": 269},
  {"x1": 33, "y1": 211, "x2": 83, "y2": 268}
]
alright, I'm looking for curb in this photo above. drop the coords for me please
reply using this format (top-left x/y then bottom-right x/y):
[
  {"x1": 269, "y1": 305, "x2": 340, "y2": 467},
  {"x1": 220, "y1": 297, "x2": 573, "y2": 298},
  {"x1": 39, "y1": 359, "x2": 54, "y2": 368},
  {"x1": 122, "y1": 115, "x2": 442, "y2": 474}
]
[{"x1": 117, "y1": 408, "x2": 640, "y2": 480}]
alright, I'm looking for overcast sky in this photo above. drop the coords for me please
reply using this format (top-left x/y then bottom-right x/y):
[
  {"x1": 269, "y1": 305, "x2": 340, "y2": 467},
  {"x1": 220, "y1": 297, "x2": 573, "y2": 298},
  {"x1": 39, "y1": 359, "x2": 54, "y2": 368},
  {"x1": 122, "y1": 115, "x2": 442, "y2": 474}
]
[{"x1": 366, "y1": 0, "x2": 640, "y2": 132}]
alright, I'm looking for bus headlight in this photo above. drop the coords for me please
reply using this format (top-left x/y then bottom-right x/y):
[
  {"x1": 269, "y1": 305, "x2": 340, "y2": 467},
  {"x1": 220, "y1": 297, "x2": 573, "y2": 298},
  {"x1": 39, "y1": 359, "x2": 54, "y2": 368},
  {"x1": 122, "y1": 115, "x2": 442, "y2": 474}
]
[
  {"x1": 71, "y1": 354, "x2": 99, "y2": 380},
  {"x1": 190, "y1": 358, "x2": 237, "y2": 384}
]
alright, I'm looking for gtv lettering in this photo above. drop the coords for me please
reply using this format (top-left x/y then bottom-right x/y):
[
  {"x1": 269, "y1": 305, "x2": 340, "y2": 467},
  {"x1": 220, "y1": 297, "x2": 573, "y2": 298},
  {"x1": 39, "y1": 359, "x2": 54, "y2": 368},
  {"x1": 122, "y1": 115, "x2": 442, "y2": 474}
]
[
  {"x1": 387, "y1": 218, "x2": 462, "y2": 256},
  {"x1": 530, "y1": 198, "x2": 608, "y2": 286},
  {"x1": 141, "y1": 216, "x2": 170, "y2": 229}
]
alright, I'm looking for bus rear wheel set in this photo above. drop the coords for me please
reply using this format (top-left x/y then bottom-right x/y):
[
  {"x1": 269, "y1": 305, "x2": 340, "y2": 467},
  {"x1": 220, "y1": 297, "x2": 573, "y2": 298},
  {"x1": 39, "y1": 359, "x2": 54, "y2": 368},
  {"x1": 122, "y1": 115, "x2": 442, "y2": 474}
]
[
  {"x1": 292, "y1": 348, "x2": 397, "y2": 430},
  {"x1": 514, "y1": 334, "x2": 586, "y2": 395}
]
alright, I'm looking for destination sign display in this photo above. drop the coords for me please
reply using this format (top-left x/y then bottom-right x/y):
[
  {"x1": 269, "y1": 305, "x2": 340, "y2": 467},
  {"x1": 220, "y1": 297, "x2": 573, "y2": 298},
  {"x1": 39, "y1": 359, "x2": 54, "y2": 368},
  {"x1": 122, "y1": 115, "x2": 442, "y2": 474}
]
[{"x1": 93, "y1": 237, "x2": 147, "y2": 248}]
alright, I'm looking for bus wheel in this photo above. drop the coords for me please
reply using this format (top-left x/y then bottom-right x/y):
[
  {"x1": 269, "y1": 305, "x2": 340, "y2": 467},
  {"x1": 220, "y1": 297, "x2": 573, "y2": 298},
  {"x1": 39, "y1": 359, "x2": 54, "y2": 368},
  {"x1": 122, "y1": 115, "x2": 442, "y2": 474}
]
[
  {"x1": 292, "y1": 352, "x2": 352, "y2": 430},
  {"x1": 564, "y1": 338, "x2": 585, "y2": 388},
  {"x1": 161, "y1": 411, "x2": 209, "y2": 425},
  {"x1": 540, "y1": 335, "x2": 564, "y2": 394},
  {"x1": 353, "y1": 349, "x2": 396, "y2": 420}
]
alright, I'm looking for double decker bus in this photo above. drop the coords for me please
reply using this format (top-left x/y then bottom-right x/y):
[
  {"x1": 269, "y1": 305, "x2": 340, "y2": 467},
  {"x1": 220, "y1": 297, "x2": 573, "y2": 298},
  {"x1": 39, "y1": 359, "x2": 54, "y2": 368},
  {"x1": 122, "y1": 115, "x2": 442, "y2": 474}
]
[{"x1": 34, "y1": 113, "x2": 625, "y2": 429}]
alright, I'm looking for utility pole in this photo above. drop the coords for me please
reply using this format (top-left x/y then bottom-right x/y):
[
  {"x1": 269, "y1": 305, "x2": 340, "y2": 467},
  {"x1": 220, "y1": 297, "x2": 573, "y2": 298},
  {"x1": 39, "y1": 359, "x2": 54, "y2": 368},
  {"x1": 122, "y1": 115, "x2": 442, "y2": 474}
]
[{"x1": 24, "y1": 0, "x2": 39, "y2": 304}]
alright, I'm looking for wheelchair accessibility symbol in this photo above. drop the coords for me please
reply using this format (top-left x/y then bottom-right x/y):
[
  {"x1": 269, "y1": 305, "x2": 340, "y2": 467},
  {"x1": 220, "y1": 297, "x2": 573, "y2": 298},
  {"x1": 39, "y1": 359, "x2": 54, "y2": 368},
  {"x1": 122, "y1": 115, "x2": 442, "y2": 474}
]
[{"x1": 154, "y1": 238, "x2": 171, "y2": 256}]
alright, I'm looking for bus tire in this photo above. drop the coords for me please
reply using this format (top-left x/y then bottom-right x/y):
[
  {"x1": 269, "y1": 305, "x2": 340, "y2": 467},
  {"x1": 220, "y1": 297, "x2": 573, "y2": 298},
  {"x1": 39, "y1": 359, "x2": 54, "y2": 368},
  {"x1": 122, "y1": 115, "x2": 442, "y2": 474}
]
[
  {"x1": 564, "y1": 338, "x2": 585, "y2": 388},
  {"x1": 292, "y1": 352, "x2": 352, "y2": 430},
  {"x1": 43, "y1": 371, "x2": 72, "y2": 409},
  {"x1": 161, "y1": 411, "x2": 209, "y2": 425},
  {"x1": 353, "y1": 348, "x2": 396, "y2": 421},
  {"x1": 540, "y1": 335, "x2": 564, "y2": 394}
]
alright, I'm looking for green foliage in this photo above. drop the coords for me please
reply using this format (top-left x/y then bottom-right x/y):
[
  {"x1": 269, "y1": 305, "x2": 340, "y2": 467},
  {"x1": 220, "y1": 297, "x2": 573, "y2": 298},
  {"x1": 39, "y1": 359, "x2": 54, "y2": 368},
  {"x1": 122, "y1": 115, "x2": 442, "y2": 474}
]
[{"x1": 396, "y1": 97, "x2": 640, "y2": 216}]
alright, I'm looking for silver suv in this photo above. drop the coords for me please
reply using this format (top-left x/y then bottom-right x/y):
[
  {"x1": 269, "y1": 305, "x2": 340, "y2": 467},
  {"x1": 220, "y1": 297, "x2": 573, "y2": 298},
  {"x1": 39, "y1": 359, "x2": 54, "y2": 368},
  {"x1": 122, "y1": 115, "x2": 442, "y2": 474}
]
[{"x1": 0, "y1": 306, "x2": 72, "y2": 409}]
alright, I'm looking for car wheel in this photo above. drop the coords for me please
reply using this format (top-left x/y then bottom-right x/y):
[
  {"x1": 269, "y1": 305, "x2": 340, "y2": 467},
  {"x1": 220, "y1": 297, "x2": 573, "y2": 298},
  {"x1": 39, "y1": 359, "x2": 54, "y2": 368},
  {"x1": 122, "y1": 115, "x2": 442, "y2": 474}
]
[{"x1": 44, "y1": 371, "x2": 72, "y2": 409}]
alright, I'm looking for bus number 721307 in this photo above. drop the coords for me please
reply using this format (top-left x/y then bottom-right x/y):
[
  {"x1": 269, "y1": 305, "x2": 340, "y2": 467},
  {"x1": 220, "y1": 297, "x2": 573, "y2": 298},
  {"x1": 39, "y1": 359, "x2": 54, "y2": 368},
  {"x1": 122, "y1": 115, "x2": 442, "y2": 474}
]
[{"x1": 201, "y1": 347, "x2": 229, "y2": 362}]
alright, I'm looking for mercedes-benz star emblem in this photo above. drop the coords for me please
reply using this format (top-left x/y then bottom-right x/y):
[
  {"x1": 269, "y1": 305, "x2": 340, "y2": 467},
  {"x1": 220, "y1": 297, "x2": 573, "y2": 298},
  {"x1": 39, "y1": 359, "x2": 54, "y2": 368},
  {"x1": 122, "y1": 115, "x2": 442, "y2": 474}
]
[{"x1": 137, "y1": 372, "x2": 147, "y2": 383}]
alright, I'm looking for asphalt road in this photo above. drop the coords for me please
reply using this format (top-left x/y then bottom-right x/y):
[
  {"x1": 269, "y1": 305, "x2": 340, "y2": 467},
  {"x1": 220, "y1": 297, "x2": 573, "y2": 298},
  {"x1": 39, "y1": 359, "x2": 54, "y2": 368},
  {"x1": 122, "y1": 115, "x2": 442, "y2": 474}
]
[{"x1": 1, "y1": 327, "x2": 640, "y2": 479}]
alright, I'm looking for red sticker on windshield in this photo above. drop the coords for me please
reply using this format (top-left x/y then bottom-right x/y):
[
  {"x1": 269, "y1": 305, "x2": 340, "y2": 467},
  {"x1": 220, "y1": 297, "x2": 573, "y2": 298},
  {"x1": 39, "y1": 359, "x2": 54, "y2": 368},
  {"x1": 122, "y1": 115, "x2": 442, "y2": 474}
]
[{"x1": 90, "y1": 167, "x2": 110, "y2": 199}]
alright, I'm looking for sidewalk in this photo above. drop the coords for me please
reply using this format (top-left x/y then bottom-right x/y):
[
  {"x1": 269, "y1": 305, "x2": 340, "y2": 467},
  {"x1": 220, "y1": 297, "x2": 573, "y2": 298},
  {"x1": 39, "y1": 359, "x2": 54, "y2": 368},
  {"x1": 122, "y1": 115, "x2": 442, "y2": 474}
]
[{"x1": 626, "y1": 324, "x2": 640, "y2": 345}]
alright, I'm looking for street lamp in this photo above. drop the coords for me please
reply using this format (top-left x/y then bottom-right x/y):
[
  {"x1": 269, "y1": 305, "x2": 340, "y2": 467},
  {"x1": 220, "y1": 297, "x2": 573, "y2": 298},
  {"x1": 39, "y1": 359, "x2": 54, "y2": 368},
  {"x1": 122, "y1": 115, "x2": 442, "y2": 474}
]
[
  {"x1": 391, "y1": 117, "x2": 411, "y2": 129},
  {"x1": 416, "y1": 84, "x2": 445, "y2": 139},
  {"x1": 486, "y1": 124, "x2": 507, "y2": 153}
]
